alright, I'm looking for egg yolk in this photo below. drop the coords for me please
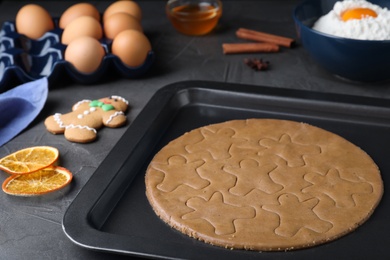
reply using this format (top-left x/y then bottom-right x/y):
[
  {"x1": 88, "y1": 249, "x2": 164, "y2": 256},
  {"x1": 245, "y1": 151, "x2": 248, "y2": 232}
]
[{"x1": 341, "y1": 8, "x2": 377, "y2": 21}]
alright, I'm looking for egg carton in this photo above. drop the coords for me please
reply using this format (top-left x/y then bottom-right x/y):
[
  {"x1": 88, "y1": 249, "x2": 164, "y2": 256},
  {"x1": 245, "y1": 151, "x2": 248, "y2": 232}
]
[{"x1": 0, "y1": 20, "x2": 154, "y2": 92}]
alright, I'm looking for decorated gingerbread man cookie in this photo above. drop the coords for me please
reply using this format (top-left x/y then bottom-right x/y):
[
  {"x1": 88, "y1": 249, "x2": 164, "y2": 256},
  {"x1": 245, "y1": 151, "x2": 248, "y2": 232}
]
[{"x1": 44, "y1": 95, "x2": 128, "y2": 143}]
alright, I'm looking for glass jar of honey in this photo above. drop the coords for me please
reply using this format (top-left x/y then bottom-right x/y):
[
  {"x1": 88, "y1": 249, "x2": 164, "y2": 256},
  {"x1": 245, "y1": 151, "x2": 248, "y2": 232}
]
[{"x1": 166, "y1": 0, "x2": 222, "y2": 36}]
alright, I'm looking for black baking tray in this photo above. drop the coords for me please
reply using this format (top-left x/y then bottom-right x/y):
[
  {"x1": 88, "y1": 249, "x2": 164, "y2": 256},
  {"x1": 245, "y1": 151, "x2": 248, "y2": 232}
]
[{"x1": 63, "y1": 81, "x2": 390, "y2": 259}]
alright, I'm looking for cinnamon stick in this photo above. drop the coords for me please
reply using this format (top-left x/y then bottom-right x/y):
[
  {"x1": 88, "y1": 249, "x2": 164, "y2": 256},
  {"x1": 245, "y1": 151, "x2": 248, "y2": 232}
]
[
  {"x1": 222, "y1": 43, "x2": 279, "y2": 54},
  {"x1": 236, "y1": 28, "x2": 295, "y2": 48}
]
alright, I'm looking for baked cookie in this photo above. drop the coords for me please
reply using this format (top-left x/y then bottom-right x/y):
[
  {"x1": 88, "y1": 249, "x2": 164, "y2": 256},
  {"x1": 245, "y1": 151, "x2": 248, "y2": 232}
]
[
  {"x1": 145, "y1": 119, "x2": 383, "y2": 251},
  {"x1": 45, "y1": 95, "x2": 128, "y2": 143}
]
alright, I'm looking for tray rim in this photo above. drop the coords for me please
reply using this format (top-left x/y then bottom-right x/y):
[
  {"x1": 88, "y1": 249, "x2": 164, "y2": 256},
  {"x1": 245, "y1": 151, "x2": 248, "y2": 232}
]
[{"x1": 62, "y1": 80, "x2": 390, "y2": 259}]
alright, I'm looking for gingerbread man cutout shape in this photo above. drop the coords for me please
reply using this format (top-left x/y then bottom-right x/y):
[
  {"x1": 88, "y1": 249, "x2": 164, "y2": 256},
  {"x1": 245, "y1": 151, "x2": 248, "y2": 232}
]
[{"x1": 45, "y1": 95, "x2": 128, "y2": 143}]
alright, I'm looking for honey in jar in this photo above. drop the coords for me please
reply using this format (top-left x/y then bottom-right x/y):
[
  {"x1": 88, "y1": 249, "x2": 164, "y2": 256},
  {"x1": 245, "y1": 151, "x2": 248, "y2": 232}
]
[{"x1": 166, "y1": 0, "x2": 222, "y2": 36}]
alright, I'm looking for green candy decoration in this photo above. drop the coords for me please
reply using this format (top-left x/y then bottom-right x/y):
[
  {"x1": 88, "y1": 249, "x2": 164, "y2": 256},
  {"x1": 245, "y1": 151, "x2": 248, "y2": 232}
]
[{"x1": 89, "y1": 100, "x2": 114, "y2": 111}]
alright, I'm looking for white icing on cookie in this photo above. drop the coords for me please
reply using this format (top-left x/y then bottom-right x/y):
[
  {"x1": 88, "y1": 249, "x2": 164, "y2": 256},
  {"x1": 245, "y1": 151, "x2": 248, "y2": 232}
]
[
  {"x1": 53, "y1": 113, "x2": 97, "y2": 133},
  {"x1": 106, "y1": 111, "x2": 124, "y2": 124},
  {"x1": 111, "y1": 95, "x2": 129, "y2": 105},
  {"x1": 73, "y1": 99, "x2": 91, "y2": 110},
  {"x1": 53, "y1": 113, "x2": 65, "y2": 129},
  {"x1": 66, "y1": 124, "x2": 97, "y2": 133}
]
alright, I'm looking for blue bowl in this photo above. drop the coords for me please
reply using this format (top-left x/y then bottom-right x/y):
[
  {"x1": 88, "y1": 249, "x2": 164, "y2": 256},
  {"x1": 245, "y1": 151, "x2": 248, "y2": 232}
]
[{"x1": 293, "y1": 0, "x2": 390, "y2": 82}]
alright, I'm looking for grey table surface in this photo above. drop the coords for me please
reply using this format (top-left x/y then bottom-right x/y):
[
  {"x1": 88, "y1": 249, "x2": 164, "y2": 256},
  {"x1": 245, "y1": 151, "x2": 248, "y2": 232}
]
[{"x1": 1, "y1": 1, "x2": 389, "y2": 259}]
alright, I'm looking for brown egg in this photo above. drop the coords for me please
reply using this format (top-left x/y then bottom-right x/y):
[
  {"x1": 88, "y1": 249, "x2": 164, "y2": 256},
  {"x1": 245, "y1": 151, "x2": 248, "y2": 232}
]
[
  {"x1": 103, "y1": 0, "x2": 142, "y2": 22},
  {"x1": 112, "y1": 29, "x2": 151, "y2": 67},
  {"x1": 59, "y1": 3, "x2": 100, "y2": 29},
  {"x1": 61, "y1": 16, "x2": 103, "y2": 45},
  {"x1": 64, "y1": 36, "x2": 105, "y2": 74},
  {"x1": 104, "y1": 12, "x2": 142, "y2": 40},
  {"x1": 15, "y1": 4, "x2": 54, "y2": 40}
]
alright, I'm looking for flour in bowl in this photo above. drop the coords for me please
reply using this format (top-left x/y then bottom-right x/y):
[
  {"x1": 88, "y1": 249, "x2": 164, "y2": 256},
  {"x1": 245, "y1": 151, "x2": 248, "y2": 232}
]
[{"x1": 313, "y1": 0, "x2": 390, "y2": 40}]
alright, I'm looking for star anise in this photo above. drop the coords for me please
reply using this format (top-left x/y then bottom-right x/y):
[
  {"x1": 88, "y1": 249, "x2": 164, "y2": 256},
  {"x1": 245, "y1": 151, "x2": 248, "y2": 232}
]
[{"x1": 244, "y1": 58, "x2": 270, "y2": 71}]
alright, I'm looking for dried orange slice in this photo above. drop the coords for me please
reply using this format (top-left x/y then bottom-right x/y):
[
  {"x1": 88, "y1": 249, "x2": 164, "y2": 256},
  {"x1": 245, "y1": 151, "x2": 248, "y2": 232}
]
[
  {"x1": 0, "y1": 146, "x2": 59, "y2": 174},
  {"x1": 2, "y1": 166, "x2": 73, "y2": 196}
]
